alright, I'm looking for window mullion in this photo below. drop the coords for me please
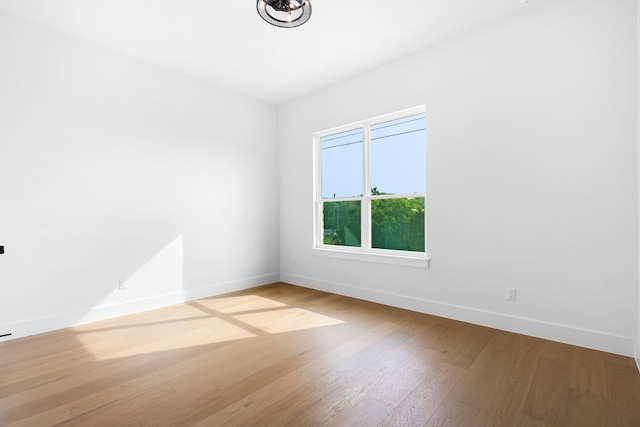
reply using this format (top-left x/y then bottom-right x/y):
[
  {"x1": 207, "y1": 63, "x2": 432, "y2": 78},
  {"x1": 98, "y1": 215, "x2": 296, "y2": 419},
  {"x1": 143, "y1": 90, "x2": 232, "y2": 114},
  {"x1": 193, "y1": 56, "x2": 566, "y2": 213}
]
[{"x1": 362, "y1": 124, "x2": 371, "y2": 251}]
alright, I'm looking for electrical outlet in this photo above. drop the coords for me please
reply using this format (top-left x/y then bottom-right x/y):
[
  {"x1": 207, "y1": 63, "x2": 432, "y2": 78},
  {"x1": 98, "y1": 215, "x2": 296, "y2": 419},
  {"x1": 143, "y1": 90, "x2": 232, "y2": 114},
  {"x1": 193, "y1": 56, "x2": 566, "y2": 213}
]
[
  {"x1": 507, "y1": 288, "x2": 517, "y2": 301},
  {"x1": 118, "y1": 279, "x2": 127, "y2": 290}
]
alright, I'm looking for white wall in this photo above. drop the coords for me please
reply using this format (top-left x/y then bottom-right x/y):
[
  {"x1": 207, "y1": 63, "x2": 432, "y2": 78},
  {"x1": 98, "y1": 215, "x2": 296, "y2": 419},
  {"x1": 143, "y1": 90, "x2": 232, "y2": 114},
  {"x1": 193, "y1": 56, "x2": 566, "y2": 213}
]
[
  {"x1": 0, "y1": 11, "x2": 280, "y2": 340},
  {"x1": 637, "y1": 0, "x2": 640, "y2": 368},
  {"x1": 279, "y1": 0, "x2": 638, "y2": 356}
]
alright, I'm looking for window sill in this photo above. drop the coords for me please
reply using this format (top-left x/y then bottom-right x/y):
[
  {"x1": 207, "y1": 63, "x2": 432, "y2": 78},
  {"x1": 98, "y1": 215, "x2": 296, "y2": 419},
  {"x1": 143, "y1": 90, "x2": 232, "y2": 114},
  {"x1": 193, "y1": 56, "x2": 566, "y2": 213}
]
[{"x1": 311, "y1": 247, "x2": 430, "y2": 269}]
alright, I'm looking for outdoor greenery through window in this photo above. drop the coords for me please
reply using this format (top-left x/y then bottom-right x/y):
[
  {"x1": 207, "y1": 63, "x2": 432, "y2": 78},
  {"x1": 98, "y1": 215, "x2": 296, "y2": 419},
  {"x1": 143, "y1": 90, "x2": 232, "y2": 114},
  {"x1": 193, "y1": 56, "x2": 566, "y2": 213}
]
[{"x1": 315, "y1": 107, "x2": 427, "y2": 258}]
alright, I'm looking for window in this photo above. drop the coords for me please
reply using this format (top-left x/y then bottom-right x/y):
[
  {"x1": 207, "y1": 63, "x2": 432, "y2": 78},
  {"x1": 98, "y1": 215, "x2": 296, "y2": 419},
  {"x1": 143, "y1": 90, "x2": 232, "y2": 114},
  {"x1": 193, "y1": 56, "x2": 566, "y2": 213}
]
[{"x1": 314, "y1": 106, "x2": 427, "y2": 265}]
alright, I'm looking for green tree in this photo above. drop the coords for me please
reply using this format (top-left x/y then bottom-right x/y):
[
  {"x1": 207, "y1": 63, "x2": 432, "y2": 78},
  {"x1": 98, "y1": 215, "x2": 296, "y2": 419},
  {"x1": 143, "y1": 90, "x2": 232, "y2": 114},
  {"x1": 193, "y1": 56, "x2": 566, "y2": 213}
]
[
  {"x1": 323, "y1": 189, "x2": 424, "y2": 252},
  {"x1": 323, "y1": 200, "x2": 361, "y2": 246},
  {"x1": 371, "y1": 188, "x2": 425, "y2": 252}
]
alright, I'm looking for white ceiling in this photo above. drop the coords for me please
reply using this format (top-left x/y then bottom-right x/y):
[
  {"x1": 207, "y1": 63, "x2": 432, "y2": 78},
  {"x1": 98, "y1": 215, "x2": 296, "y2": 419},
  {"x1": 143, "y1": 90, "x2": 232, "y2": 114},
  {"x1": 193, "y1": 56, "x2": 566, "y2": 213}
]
[{"x1": 0, "y1": 0, "x2": 544, "y2": 105}]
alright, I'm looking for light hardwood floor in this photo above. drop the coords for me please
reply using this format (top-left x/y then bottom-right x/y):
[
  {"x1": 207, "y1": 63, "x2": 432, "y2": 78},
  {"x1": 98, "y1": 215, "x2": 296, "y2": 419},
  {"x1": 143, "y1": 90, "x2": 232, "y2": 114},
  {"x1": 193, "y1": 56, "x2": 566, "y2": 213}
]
[{"x1": 1, "y1": 282, "x2": 639, "y2": 426}]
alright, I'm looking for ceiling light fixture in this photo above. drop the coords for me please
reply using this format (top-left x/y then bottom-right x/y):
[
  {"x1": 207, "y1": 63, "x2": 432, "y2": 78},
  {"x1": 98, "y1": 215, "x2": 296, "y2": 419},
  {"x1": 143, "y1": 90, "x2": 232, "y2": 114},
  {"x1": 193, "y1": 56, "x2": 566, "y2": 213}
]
[{"x1": 257, "y1": 0, "x2": 312, "y2": 28}]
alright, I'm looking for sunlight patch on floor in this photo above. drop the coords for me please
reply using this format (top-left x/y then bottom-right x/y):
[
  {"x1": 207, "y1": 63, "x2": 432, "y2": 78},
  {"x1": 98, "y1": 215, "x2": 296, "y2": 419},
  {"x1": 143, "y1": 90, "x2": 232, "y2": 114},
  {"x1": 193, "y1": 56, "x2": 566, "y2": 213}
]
[
  {"x1": 79, "y1": 318, "x2": 257, "y2": 360},
  {"x1": 194, "y1": 294, "x2": 288, "y2": 314},
  {"x1": 234, "y1": 308, "x2": 345, "y2": 334},
  {"x1": 76, "y1": 294, "x2": 345, "y2": 360}
]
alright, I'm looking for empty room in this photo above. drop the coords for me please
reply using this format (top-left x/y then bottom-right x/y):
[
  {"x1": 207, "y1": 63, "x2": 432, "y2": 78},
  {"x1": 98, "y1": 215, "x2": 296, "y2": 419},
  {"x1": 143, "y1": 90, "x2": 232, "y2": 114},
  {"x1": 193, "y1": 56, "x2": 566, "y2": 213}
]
[{"x1": 1, "y1": 0, "x2": 640, "y2": 425}]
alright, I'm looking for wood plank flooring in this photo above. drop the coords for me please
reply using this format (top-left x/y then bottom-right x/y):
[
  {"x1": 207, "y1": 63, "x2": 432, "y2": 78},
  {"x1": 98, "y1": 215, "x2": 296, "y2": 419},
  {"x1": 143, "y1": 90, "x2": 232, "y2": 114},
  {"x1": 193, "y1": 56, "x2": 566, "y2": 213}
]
[{"x1": 1, "y1": 282, "x2": 639, "y2": 426}]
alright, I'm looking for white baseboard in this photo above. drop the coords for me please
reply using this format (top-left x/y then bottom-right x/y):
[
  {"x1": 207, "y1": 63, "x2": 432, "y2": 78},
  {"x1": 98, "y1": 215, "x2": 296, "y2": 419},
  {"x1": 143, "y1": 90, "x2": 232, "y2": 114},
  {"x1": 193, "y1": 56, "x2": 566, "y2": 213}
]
[
  {"x1": 0, "y1": 273, "x2": 280, "y2": 342},
  {"x1": 280, "y1": 272, "x2": 636, "y2": 357}
]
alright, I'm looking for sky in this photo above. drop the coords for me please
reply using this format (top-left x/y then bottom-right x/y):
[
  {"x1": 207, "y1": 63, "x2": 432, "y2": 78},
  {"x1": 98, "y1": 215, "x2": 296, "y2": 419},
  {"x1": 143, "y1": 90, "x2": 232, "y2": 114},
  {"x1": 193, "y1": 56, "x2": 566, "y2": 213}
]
[{"x1": 321, "y1": 112, "x2": 426, "y2": 199}]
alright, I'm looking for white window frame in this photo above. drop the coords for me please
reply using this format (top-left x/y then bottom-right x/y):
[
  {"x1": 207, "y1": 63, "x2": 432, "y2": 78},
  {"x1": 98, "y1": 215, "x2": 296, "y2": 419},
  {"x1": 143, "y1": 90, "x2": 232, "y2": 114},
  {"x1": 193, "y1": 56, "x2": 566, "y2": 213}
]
[{"x1": 312, "y1": 106, "x2": 429, "y2": 268}]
